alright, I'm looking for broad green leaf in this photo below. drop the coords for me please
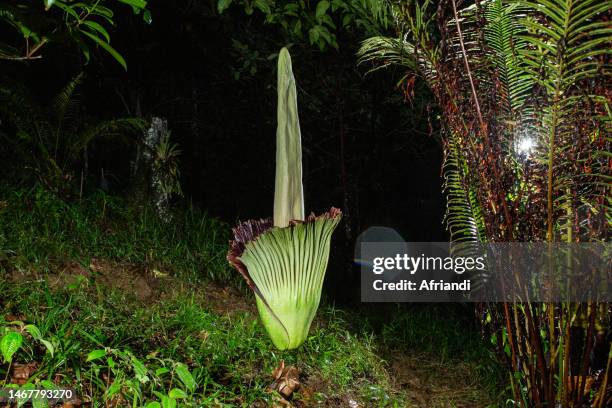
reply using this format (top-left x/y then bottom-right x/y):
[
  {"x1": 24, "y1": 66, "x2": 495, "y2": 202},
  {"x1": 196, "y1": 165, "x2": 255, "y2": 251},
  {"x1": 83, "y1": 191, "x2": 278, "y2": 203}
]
[
  {"x1": 316, "y1": 25, "x2": 333, "y2": 45},
  {"x1": 143, "y1": 10, "x2": 152, "y2": 24},
  {"x1": 17, "y1": 383, "x2": 35, "y2": 408},
  {"x1": 24, "y1": 325, "x2": 54, "y2": 357},
  {"x1": 40, "y1": 380, "x2": 56, "y2": 389},
  {"x1": 44, "y1": 0, "x2": 55, "y2": 10},
  {"x1": 309, "y1": 26, "x2": 321, "y2": 46},
  {"x1": 82, "y1": 21, "x2": 110, "y2": 43},
  {"x1": 161, "y1": 395, "x2": 176, "y2": 408},
  {"x1": 117, "y1": 0, "x2": 147, "y2": 9},
  {"x1": 79, "y1": 30, "x2": 127, "y2": 70},
  {"x1": 145, "y1": 403, "x2": 161, "y2": 408},
  {"x1": 254, "y1": 0, "x2": 271, "y2": 14},
  {"x1": 16, "y1": 21, "x2": 33, "y2": 39},
  {"x1": 316, "y1": 1, "x2": 330, "y2": 19},
  {"x1": 53, "y1": 2, "x2": 79, "y2": 19},
  {"x1": 331, "y1": 0, "x2": 343, "y2": 12},
  {"x1": 89, "y1": 4, "x2": 114, "y2": 22},
  {"x1": 31, "y1": 395, "x2": 48, "y2": 408},
  {"x1": 320, "y1": 14, "x2": 336, "y2": 29},
  {"x1": 174, "y1": 363, "x2": 195, "y2": 392},
  {"x1": 155, "y1": 367, "x2": 170, "y2": 376},
  {"x1": 24, "y1": 324, "x2": 42, "y2": 339},
  {"x1": 285, "y1": 4, "x2": 298, "y2": 16},
  {"x1": 106, "y1": 379, "x2": 122, "y2": 398},
  {"x1": 217, "y1": 0, "x2": 233, "y2": 14},
  {"x1": 39, "y1": 339, "x2": 54, "y2": 357},
  {"x1": 86, "y1": 349, "x2": 106, "y2": 362},
  {"x1": 1, "y1": 331, "x2": 23, "y2": 363},
  {"x1": 342, "y1": 14, "x2": 352, "y2": 28},
  {"x1": 131, "y1": 356, "x2": 149, "y2": 383},
  {"x1": 0, "y1": 387, "x2": 14, "y2": 404},
  {"x1": 293, "y1": 20, "x2": 302, "y2": 35},
  {"x1": 168, "y1": 388, "x2": 187, "y2": 399}
]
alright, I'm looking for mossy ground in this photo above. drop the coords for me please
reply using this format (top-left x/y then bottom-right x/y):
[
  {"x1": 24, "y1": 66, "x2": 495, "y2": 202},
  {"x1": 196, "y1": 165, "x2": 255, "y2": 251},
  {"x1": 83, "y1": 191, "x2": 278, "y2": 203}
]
[{"x1": 0, "y1": 187, "x2": 503, "y2": 407}]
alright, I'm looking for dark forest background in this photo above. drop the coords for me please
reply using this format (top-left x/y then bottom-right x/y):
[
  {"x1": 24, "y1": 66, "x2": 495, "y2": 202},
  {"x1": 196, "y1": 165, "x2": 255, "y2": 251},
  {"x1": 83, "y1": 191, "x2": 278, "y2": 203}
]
[{"x1": 0, "y1": 0, "x2": 446, "y2": 302}]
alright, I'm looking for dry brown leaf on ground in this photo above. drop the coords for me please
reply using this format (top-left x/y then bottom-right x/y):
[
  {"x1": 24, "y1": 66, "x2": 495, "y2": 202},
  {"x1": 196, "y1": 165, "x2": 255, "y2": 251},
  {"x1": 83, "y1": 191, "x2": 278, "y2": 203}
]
[
  {"x1": 271, "y1": 394, "x2": 293, "y2": 408},
  {"x1": 272, "y1": 360, "x2": 286, "y2": 381},
  {"x1": 11, "y1": 362, "x2": 38, "y2": 384},
  {"x1": 270, "y1": 360, "x2": 301, "y2": 399},
  {"x1": 61, "y1": 398, "x2": 82, "y2": 407},
  {"x1": 4, "y1": 314, "x2": 26, "y2": 322}
]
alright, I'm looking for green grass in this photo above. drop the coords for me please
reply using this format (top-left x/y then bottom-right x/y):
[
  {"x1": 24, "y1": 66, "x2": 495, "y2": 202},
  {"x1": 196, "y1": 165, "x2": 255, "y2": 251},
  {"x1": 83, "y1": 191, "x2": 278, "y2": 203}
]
[
  {"x1": 0, "y1": 280, "x2": 402, "y2": 407},
  {"x1": 0, "y1": 185, "x2": 231, "y2": 283},
  {"x1": 0, "y1": 186, "x2": 502, "y2": 407}
]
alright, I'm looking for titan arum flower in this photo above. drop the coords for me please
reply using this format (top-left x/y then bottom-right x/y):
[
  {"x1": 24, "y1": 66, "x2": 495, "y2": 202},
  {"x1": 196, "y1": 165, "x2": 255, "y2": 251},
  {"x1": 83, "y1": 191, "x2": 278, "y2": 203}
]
[{"x1": 227, "y1": 48, "x2": 341, "y2": 350}]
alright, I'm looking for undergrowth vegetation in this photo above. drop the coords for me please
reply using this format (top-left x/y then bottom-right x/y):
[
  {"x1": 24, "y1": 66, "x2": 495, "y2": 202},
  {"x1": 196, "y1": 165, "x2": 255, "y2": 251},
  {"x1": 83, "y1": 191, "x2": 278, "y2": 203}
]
[
  {"x1": 0, "y1": 187, "x2": 500, "y2": 406},
  {"x1": 0, "y1": 186, "x2": 231, "y2": 284},
  {"x1": 376, "y1": 305, "x2": 504, "y2": 399},
  {"x1": 0, "y1": 281, "x2": 399, "y2": 407}
]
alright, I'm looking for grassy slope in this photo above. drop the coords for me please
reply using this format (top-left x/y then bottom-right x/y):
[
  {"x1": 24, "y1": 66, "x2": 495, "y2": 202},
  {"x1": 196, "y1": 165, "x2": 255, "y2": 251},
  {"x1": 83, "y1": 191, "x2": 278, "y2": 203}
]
[{"x1": 0, "y1": 187, "x2": 502, "y2": 407}]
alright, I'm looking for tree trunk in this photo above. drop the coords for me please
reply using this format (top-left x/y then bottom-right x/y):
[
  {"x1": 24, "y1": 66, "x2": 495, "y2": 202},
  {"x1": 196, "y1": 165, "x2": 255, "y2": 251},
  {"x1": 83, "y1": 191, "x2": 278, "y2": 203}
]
[{"x1": 131, "y1": 116, "x2": 172, "y2": 221}]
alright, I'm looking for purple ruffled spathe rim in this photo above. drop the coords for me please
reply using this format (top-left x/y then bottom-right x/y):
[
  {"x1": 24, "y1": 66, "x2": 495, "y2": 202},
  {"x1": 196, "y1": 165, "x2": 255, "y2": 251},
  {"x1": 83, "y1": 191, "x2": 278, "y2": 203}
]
[
  {"x1": 226, "y1": 207, "x2": 342, "y2": 289},
  {"x1": 227, "y1": 217, "x2": 274, "y2": 290}
]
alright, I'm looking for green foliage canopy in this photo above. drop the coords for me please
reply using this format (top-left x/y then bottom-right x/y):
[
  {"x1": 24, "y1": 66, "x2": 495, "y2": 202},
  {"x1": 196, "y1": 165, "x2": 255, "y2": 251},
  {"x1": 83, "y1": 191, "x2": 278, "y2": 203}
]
[
  {"x1": 218, "y1": 0, "x2": 390, "y2": 50},
  {"x1": 0, "y1": 0, "x2": 150, "y2": 69}
]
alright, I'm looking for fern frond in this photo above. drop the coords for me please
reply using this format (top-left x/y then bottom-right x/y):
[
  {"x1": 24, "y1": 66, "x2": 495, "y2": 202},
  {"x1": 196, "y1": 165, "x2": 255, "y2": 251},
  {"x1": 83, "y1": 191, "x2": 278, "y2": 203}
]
[
  {"x1": 442, "y1": 129, "x2": 486, "y2": 243},
  {"x1": 52, "y1": 72, "x2": 84, "y2": 130},
  {"x1": 0, "y1": 87, "x2": 34, "y2": 134},
  {"x1": 516, "y1": 0, "x2": 611, "y2": 241},
  {"x1": 484, "y1": 0, "x2": 534, "y2": 116}
]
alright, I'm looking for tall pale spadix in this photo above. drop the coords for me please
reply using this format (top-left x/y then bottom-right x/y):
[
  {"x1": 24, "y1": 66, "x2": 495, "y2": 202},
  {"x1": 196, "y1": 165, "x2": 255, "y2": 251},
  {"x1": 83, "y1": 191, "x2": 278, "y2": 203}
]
[
  {"x1": 228, "y1": 47, "x2": 341, "y2": 350},
  {"x1": 274, "y1": 48, "x2": 304, "y2": 228}
]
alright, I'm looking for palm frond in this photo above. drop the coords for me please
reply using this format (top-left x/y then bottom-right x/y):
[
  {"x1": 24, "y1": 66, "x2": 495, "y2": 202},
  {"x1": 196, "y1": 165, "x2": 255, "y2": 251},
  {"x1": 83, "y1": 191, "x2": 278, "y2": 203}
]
[
  {"x1": 72, "y1": 117, "x2": 146, "y2": 160},
  {"x1": 358, "y1": 0, "x2": 439, "y2": 81},
  {"x1": 358, "y1": 36, "x2": 417, "y2": 70},
  {"x1": 358, "y1": 35, "x2": 438, "y2": 82}
]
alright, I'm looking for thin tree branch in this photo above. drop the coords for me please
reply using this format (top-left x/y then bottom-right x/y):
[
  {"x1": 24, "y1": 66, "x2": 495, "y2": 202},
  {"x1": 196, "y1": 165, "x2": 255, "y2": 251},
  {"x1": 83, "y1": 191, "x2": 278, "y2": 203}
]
[
  {"x1": 26, "y1": 38, "x2": 48, "y2": 58},
  {"x1": 451, "y1": 0, "x2": 485, "y2": 131},
  {"x1": 0, "y1": 54, "x2": 43, "y2": 61}
]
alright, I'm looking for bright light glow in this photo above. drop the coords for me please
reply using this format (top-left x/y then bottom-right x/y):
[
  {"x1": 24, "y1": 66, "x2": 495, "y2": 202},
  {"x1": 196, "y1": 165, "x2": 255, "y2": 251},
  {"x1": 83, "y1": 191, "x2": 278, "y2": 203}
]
[{"x1": 516, "y1": 136, "x2": 535, "y2": 156}]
